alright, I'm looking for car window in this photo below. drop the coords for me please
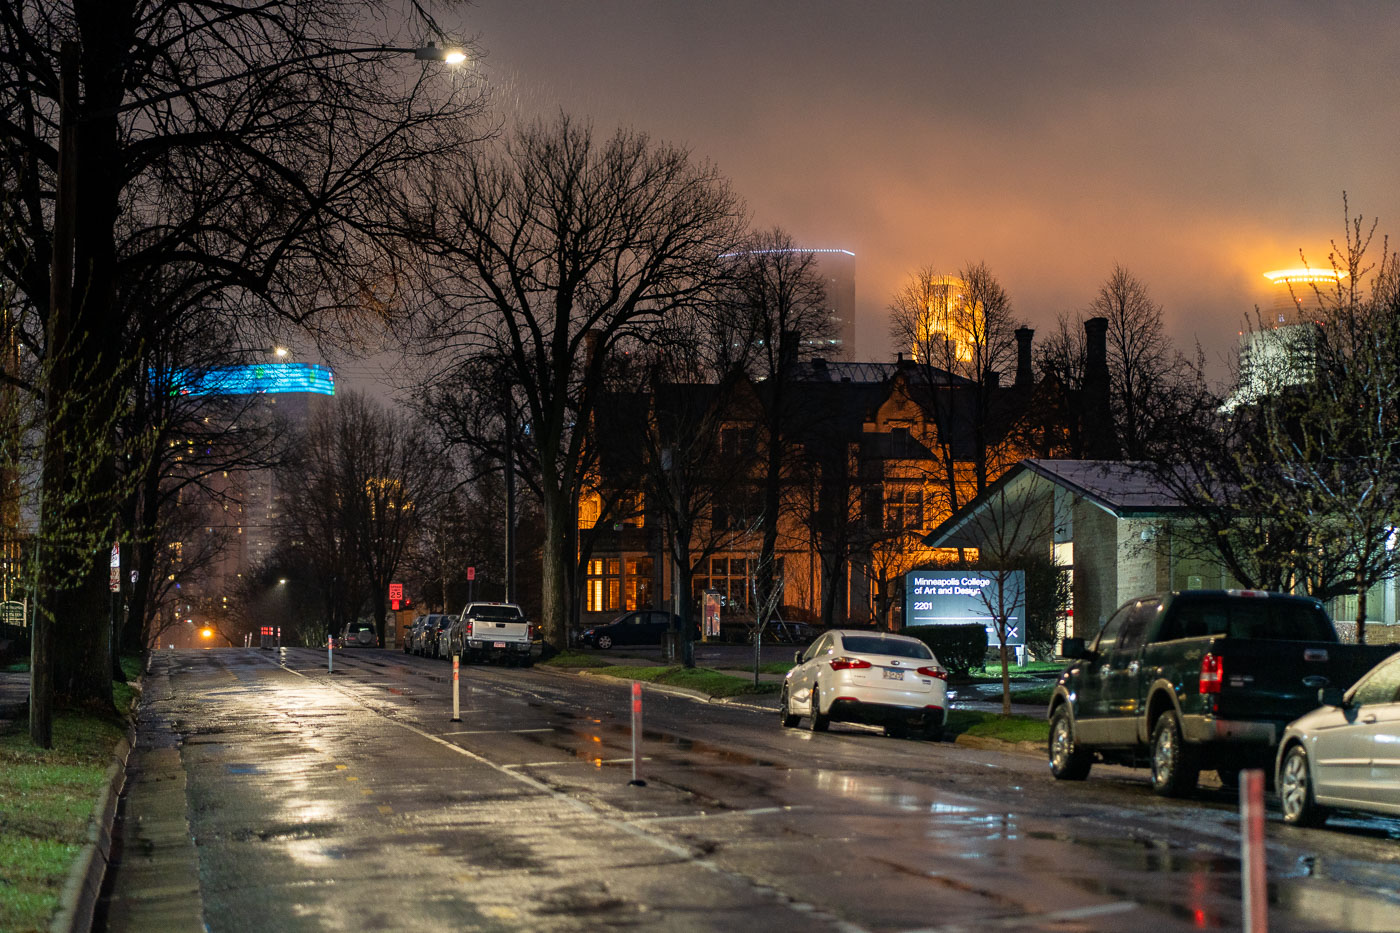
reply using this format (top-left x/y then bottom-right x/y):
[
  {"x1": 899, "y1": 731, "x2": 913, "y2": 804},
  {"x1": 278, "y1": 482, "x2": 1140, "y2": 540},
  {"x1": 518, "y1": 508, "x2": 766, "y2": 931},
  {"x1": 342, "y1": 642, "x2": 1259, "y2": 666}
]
[
  {"x1": 840, "y1": 635, "x2": 933, "y2": 660},
  {"x1": 1168, "y1": 598, "x2": 1335, "y2": 642},
  {"x1": 1351, "y1": 656, "x2": 1400, "y2": 706},
  {"x1": 1117, "y1": 600, "x2": 1161, "y2": 651},
  {"x1": 1093, "y1": 604, "x2": 1134, "y2": 652},
  {"x1": 804, "y1": 634, "x2": 832, "y2": 661},
  {"x1": 468, "y1": 606, "x2": 524, "y2": 623}
]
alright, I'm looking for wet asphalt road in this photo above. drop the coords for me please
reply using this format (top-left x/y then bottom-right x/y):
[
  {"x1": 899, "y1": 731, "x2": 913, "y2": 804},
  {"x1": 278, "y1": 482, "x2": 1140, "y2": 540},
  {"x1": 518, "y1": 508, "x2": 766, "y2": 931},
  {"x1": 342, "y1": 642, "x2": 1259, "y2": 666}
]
[{"x1": 100, "y1": 648, "x2": 1400, "y2": 932}]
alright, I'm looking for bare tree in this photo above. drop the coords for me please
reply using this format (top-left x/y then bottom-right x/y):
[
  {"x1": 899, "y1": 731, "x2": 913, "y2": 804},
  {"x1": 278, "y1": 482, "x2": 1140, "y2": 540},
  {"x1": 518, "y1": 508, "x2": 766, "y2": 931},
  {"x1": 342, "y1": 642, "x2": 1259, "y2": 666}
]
[
  {"x1": 1, "y1": 0, "x2": 485, "y2": 738},
  {"x1": 1159, "y1": 200, "x2": 1400, "y2": 642},
  {"x1": 715, "y1": 230, "x2": 834, "y2": 632},
  {"x1": 961, "y1": 485, "x2": 1058, "y2": 714},
  {"x1": 401, "y1": 115, "x2": 744, "y2": 648},
  {"x1": 279, "y1": 392, "x2": 446, "y2": 646}
]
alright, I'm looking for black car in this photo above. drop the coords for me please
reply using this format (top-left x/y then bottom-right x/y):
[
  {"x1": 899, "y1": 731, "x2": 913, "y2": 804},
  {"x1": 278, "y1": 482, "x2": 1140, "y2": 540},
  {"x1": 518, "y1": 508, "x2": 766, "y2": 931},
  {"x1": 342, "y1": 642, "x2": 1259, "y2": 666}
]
[{"x1": 580, "y1": 610, "x2": 691, "y2": 649}]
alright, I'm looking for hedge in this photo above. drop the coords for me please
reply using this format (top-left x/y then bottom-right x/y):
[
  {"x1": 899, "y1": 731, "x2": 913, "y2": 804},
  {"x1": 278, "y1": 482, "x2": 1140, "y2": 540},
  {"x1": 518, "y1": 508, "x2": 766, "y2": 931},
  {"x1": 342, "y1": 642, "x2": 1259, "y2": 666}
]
[{"x1": 902, "y1": 624, "x2": 988, "y2": 677}]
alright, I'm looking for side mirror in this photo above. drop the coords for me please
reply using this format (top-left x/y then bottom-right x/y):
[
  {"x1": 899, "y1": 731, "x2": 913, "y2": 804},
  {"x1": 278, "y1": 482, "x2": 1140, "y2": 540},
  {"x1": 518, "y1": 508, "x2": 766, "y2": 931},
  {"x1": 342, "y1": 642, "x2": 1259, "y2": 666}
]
[
  {"x1": 794, "y1": 650, "x2": 804, "y2": 664},
  {"x1": 1061, "y1": 637, "x2": 1091, "y2": 660},
  {"x1": 1318, "y1": 686, "x2": 1347, "y2": 708}
]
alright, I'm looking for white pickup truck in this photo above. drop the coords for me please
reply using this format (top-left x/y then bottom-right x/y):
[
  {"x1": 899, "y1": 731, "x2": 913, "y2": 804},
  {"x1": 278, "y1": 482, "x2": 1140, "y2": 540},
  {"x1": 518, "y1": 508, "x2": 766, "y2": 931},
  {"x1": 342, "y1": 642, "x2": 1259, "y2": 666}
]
[{"x1": 450, "y1": 602, "x2": 534, "y2": 666}]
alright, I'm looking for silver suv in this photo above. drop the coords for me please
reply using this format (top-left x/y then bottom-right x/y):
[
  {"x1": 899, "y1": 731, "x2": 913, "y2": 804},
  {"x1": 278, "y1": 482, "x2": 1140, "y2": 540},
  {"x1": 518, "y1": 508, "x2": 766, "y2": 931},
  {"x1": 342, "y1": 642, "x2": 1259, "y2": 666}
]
[{"x1": 341, "y1": 621, "x2": 376, "y2": 648}]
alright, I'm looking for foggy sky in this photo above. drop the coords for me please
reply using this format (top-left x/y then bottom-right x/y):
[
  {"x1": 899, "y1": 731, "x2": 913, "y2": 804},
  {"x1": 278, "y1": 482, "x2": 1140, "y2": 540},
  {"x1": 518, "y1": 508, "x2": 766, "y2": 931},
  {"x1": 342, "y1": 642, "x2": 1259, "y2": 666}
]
[{"x1": 451, "y1": 1, "x2": 1400, "y2": 382}]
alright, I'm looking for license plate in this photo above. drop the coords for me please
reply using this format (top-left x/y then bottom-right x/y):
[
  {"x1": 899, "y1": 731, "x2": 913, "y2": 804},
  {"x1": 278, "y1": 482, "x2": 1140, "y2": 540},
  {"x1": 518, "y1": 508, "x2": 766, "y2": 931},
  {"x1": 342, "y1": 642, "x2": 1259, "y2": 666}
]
[
  {"x1": 883, "y1": 669, "x2": 903, "y2": 681},
  {"x1": 493, "y1": 642, "x2": 506, "y2": 648}
]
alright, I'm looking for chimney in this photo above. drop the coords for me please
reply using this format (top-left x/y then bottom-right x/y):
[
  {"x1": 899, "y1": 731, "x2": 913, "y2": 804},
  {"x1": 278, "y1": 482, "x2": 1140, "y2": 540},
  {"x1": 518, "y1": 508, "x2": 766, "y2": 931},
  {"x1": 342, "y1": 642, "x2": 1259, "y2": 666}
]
[
  {"x1": 1014, "y1": 327, "x2": 1034, "y2": 387},
  {"x1": 1082, "y1": 316, "x2": 1118, "y2": 458}
]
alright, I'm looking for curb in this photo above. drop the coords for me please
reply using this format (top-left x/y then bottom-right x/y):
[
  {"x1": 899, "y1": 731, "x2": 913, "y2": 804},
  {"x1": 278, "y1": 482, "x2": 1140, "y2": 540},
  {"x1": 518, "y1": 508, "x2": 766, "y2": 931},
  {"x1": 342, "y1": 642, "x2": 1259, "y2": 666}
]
[
  {"x1": 49, "y1": 675, "x2": 143, "y2": 933},
  {"x1": 952, "y1": 734, "x2": 1043, "y2": 757},
  {"x1": 50, "y1": 730, "x2": 132, "y2": 933}
]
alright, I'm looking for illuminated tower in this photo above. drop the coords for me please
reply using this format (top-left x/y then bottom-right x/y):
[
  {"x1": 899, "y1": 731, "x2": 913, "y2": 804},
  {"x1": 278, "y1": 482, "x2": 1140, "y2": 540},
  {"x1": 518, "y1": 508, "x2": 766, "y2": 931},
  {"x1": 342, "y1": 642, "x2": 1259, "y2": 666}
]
[{"x1": 1226, "y1": 268, "x2": 1346, "y2": 410}]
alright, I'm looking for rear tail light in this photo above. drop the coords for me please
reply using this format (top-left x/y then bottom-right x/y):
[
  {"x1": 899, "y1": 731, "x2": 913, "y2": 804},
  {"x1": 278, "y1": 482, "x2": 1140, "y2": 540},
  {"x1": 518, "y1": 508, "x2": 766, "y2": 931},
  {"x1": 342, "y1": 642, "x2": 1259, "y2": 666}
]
[
  {"x1": 527, "y1": 624, "x2": 537, "y2": 640},
  {"x1": 916, "y1": 666, "x2": 948, "y2": 680},
  {"x1": 1199, "y1": 652, "x2": 1223, "y2": 694},
  {"x1": 465, "y1": 620, "x2": 474, "y2": 637},
  {"x1": 829, "y1": 656, "x2": 872, "y2": 671}
]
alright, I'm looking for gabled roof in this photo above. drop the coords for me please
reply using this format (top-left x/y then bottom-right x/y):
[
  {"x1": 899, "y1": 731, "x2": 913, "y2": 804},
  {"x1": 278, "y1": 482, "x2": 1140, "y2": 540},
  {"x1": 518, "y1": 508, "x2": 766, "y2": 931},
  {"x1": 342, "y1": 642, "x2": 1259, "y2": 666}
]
[
  {"x1": 1018, "y1": 459, "x2": 1183, "y2": 513},
  {"x1": 923, "y1": 458, "x2": 1185, "y2": 549}
]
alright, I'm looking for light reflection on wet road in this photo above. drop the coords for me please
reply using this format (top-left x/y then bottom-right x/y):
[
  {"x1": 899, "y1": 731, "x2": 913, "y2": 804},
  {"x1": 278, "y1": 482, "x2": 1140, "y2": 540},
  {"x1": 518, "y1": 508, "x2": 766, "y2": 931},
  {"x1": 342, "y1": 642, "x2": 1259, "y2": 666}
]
[{"x1": 100, "y1": 648, "x2": 1400, "y2": 932}]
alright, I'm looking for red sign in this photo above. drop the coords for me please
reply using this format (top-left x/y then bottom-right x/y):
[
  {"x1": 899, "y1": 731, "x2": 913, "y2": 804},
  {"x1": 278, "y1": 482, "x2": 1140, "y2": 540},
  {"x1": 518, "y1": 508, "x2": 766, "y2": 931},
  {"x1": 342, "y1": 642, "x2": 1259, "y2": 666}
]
[
  {"x1": 467, "y1": 566, "x2": 475, "y2": 581},
  {"x1": 389, "y1": 582, "x2": 403, "y2": 600}
]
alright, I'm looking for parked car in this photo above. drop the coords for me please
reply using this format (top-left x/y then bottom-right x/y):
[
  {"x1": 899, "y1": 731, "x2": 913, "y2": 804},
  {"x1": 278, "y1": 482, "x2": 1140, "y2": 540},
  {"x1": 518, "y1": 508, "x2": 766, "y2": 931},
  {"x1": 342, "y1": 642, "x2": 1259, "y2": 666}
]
[
  {"x1": 781, "y1": 630, "x2": 948, "y2": 739},
  {"x1": 406, "y1": 614, "x2": 442, "y2": 656},
  {"x1": 341, "y1": 621, "x2": 376, "y2": 648},
  {"x1": 451, "y1": 602, "x2": 534, "y2": 665},
  {"x1": 1047, "y1": 590, "x2": 1395, "y2": 796},
  {"x1": 580, "y1": 610, "x2": 690, "y2": 649},
  {"x1": 404, "y1": 615, "x2": 427, "y2": 654},
  {"x1": 422, "y1": 614, "x2": 453, "y2": 659},
  {"x1": 718, "y1": 618, "x2": 817, "y2": 645},
  {"x1": 1276, "y1": 650, "x2": 1400, "y2": 826}
]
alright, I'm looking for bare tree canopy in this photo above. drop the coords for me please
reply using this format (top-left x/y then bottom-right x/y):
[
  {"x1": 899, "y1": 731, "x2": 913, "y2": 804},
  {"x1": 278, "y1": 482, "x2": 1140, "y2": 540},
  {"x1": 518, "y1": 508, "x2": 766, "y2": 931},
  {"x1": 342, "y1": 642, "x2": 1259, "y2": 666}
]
[
  {"x1": 278, "y1": 391, "x2": 447, "y2": 646},
  {"x1": 402, "y1": 114, "x2": 745, "y2": 647},
  {"x1": 0, "y1": 1, "x2": 485, "y2": 735}
]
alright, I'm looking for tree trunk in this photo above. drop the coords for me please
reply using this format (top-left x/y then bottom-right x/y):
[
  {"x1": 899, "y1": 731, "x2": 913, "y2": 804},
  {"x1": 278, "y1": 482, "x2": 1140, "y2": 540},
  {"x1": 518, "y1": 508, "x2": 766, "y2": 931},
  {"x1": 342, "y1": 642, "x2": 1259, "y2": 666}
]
[
  {"x1": 1356, "y1": 577, "x2": 1368, "y2": 646},
  {"x1": 539, "y1": 488, "x2": 571, "y2": 650}
]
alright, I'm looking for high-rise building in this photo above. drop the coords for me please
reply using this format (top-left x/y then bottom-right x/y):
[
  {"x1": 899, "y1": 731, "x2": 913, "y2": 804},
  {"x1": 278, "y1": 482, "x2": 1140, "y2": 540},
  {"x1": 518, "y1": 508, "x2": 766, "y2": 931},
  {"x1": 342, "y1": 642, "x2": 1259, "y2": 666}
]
[
  {"x1": 165, "y1": 361, "x2": 335, "y2": 642},
  {"x1": 810, "y1": 248, "x2": 856, "y2": 359},
  {"x1": 720, "y1": 247, "x2": 856, "y2": 359},
  {"x1": 1225, "y1": 267, "x2": 1347, "y2": 411}
]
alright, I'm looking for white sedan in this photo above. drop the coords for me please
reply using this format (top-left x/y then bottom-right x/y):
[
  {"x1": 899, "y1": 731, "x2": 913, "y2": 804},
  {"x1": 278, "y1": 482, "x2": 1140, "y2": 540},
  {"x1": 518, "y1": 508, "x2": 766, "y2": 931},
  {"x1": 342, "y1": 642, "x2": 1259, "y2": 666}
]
[
  {"x1": 781, "y1": 630, "x2": 949, "y2": 739},
  {"x1": 1276, "y1": 650, "x2": 1400, "y2": 826}
]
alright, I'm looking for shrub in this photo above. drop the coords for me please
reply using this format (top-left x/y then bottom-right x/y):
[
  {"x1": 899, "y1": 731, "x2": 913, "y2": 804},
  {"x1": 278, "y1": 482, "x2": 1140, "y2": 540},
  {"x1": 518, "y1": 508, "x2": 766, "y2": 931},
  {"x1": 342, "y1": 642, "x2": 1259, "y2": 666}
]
[{"x1": 903, "y1": 624, "x2": 988, "y2": 676}]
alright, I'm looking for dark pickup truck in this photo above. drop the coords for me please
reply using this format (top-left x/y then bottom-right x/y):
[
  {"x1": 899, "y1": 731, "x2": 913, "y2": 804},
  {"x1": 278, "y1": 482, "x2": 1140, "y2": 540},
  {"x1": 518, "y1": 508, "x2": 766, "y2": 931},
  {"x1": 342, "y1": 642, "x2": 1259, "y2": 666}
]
[{"x1": 1047, "y1": 590, "x2": 1396, "y2": 796}]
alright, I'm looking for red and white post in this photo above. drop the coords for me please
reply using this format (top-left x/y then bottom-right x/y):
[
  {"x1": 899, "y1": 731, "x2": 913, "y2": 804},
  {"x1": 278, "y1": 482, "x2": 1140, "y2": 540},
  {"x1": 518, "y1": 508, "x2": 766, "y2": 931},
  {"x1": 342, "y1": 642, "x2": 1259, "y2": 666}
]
[
  {"x1": 451, "y1": 654, "x2": 461, "y2": 722},
  {"x1": 1240, "y1": 768, "x2": 1268, "y2": 932},
  {"x1": 327, "y1": 633, "x2": 333, "y2": 672},
  {"x1": 628, "y1": 681, "x2": 646, "y2": 786}
]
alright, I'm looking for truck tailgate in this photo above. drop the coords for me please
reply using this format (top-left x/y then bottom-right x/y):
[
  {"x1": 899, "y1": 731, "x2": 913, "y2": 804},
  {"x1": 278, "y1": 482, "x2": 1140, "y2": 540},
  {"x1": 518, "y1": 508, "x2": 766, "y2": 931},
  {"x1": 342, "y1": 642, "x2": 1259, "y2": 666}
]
[{"x1": 1211, "y1": 639, "x2": 1393, "y2": 725}]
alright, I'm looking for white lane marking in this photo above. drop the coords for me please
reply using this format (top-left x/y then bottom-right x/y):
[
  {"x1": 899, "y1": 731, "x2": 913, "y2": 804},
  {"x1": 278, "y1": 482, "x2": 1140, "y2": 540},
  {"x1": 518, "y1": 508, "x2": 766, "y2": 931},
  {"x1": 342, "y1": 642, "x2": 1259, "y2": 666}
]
[
  {"x1": 633, "y1": 805, "x2": 808, "y2": 824},
  {"x1": 900, "y1": 900, "x2": 1140, "y2": 932},
  {"x1": 504, "y1": 757, "x2": 647, "y2": 769},
  {"x1": 277, "y1": 659, "x2": 870, "y2": 933},
  {"x1": 441, "y1": 728, "x2": 555, "y2": 736}
]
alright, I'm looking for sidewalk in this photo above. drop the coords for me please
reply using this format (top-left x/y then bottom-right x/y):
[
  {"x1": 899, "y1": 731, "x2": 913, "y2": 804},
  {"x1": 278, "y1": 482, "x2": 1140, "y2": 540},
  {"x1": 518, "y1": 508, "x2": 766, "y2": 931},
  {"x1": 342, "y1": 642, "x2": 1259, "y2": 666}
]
[{"x1": 0, "y1": 668, "x2": 27, "y2": 720}]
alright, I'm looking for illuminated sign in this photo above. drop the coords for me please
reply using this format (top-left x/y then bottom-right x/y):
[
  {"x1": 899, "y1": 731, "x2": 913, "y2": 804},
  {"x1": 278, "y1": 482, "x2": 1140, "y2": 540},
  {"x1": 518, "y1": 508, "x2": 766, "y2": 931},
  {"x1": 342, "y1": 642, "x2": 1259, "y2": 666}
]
[
  {"x1": 904, "y1": 569, "x2": 1025, "y2": 646},
  {"x1": 164, "y1": 363, "x2": 335, "y2": 397}
]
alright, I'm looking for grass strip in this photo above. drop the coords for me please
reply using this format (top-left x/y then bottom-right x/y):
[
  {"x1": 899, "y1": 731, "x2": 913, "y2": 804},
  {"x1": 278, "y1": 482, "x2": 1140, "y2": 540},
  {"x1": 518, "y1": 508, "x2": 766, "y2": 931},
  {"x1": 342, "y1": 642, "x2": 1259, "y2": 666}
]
[
  {"x1": 590, "y1": 664, "x2": 780, "y2": 697},
  {"x1": 540, "y1": 649, "x2": 613, "y2": 669},
  {"x1": 945, "y1": 709, "x2": 1050, "y2": 745},
  {"x1": 0, "y1": 661, "x2": 137, "y2": 933}
]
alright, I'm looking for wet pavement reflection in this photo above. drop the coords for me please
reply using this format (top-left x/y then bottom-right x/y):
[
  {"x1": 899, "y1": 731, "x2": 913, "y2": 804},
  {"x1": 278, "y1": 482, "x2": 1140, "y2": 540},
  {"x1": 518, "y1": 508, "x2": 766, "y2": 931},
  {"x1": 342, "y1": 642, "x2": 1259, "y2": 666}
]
[{"x1": 99, "y1": 648, "x2": 1400, "y2": 932}]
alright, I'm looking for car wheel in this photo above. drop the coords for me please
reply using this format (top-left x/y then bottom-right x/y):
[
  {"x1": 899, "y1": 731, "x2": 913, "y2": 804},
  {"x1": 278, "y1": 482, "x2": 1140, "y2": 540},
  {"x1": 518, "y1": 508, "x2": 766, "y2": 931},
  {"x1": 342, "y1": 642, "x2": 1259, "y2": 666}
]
[
  {"x1": 779, "y1": 688, "x2": 800, "y2": 728},
  {"x1": 1279, "y1": 744, "x2": 1326, "y2": 827},
  {"x1": 1048, "y1": 706, "x2": 1092, "y2": 781},
  {"x1": 596, "y1": 634, "x2": 613, "y2": 649},
  {"x1": 808, "y1": 686, "x2": 829, "y2": 732},
  {"x1": 1150, "y1": 711, "x2": 1200, "y2": 797}
]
